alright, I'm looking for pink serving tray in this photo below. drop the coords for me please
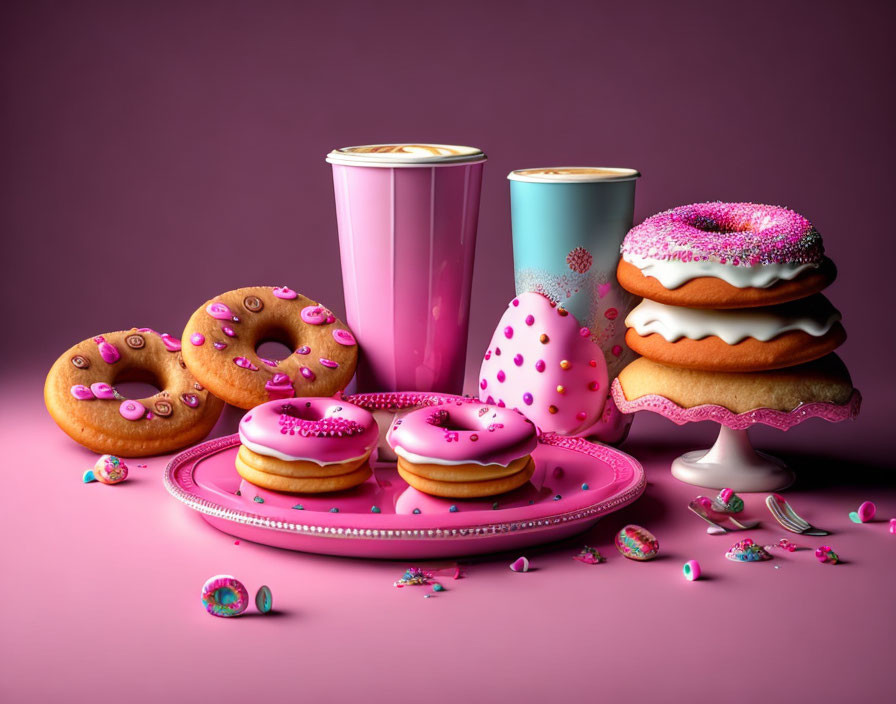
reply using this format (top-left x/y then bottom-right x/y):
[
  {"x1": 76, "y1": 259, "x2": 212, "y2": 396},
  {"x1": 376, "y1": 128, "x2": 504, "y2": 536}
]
[{"x1": 163, "y1": 394, "x2": 645, "y2": 559}]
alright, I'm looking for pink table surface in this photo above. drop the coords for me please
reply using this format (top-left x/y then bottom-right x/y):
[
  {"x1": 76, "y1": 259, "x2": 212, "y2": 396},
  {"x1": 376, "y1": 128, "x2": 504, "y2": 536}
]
[{"x1": 1, "y1": 369, "x2": 893, "y2": 704}]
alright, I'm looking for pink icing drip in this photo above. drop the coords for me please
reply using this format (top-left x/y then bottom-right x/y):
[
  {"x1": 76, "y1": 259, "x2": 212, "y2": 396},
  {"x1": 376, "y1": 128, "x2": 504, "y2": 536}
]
[
  {"x1": 90, "y1": 382, "x2": 115, "y2": 400},
  {"x1": 333, "y1": 329, "x2": 356, "y2": 346},
  {"x1": 301, "y1": 305, "x2": 333, "y2": 325},
  {"x1": 295, "y1": 346, "x2": 311, "y2": 355},
  {"x1": 234, "y1": 356, "x2": 258, "y2": 371},
  {"x1": 71, "y1": 385, "x2": 94, "y2": 400},
  {"x1": 160, "y1": 333, "x2": 182, "y2": 352},
  {"x1": 94, "y1": 336, "x2": 120, "y2": 364},
  {"x1": 620, "y1": 202, "x2": 823, "y2": 266},
  {"x1": 259, "y1": 357, "x2": 279, "y2": 367},
  {"x1": 213, "y1": 341, "x2": 227, "y2": 350},
  {"x1": 300, "y1": 366, "x2": 315, "y2": 380},
  {"x1": 222, "y1": 326, "x2": 236, "y2": 337},
  {"x1": 319, "y1": 358, "x2": 339, "y2": 369}
]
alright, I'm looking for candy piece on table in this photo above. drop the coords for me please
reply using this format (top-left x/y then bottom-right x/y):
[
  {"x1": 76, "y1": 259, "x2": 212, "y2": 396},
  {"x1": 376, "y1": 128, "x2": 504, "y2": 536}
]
[
  {"x1": 201, "y1": 575, "x2": 249, "y2": 617},
  {"x1": 255, "y1": 585, "x2": 273, "y2": 613},
  {"x1": 509, "y1": 556, "x2": 530, "y2": 572},
  {"x1": 83, "y1": 455, "x2": 128, "y2": 485},
  {"x1": 725, "y1": 538, "x2": 772, "y2": 562},
  {"x1": 683, "y1": 560, "x2": 701, "y2": 581},
  {"x1": 712, "y1": 488, "x2": 744, "y2": 514},
  {"x1": 615, "y1": 525, "x2": 659, "y2": 561},
  {"x1": 890, "y1": 519, "x2": 896, "y2": 535},
  {"x1": 478, "y1": 292, "x2": 609, "y2": 436},
  {"x1": 848, "y1": 501, "x2": 876, "y2": 523},
  {"x1": 574, "y1": 546, "x2": 605, "y2": 564},
  {"x1": 393, "y1": 567, "x2": 432, "y2": 588},
  {"x1": 815, "y1": 545, "x2": 840, "y2": 564}
]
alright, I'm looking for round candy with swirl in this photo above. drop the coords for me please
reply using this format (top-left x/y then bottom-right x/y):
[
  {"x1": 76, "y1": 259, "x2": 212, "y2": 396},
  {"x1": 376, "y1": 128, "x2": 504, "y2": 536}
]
[
  {"x1": 45, "y1": 329, "x2": 224, "y2": 457},
  {"x1": 615, "y1": 524, "x2": 659, "y2": 561},
  {"x1": 617, "y1": 202, "x2": 837, "y2": 308},
  {"x1": 201, "y1": 575, "x2": 249, "y2": 617},
  {"x1": 181, "y1": 286, "x2": 358, "y2": 409}
]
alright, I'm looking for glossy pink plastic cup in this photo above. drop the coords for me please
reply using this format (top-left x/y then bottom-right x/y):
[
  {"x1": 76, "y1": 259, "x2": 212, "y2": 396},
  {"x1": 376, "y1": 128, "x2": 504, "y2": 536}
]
[{"x1": 328, "y1": 144, "x2": 486, "y2": 393}]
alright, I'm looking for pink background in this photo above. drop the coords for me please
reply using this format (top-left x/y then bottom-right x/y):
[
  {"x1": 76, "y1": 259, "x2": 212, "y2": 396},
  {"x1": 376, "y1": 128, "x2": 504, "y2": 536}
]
[{"x1": 1, "y1": 1, "x2": 894, "y2": 702}]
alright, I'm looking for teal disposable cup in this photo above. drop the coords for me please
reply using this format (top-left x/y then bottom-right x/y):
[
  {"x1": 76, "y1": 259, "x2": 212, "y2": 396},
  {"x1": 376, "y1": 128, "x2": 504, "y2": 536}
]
[
  {"x1": 508, "y1": 167, "x2": 640, "y2": 443},
  {"x1": 508, "y1": 167, "x2": 640, "y2": 381}
]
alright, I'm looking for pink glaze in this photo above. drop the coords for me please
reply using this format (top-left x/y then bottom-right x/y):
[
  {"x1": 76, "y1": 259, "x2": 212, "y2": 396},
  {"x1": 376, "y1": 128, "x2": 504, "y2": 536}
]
[
  {"x1": 70, "y1": 384, "x2": 94, "y2": 400},
  {"x1": 320, "y1": 358, "x2": 339, "y2": 369},
  {"x1": 621, "y1": 202, "x2": 823, "y2": 266},
  {"x1": 239, "y1": 397, "x2": 378, "y2": 464},
  {"x1": 94, "y1": 336, "x2": 121, "y2": 364},
  {"x1": 119, "y1": 399, "x2": 146, "y2": 420},
  {"x1": 259, "y1": 357, "x2": 279, "y2": 367},
  {"x1": 387, "y1": 400, "x2": 537, "y2": 467},
  {"x1": 159, "y1": 333, "x2": 181, "y2": 352},
  {"x1": 272, "y1": 286, "x2": 297, "y2": 300},
  {"x1": 190, "y1": 332, "x2": 205, "y2": 346},
  {"x1": 213, "y1": 341, "x2": 227, "y2": 350},
  {"x1": 300, "y1": 366, "x2": 315, "y2": 380},
  {"x1": 301, "y1": 305, "x2": 336, "y2": 325},
  {"x1": 89, "y1": 382, "x2": 116, "y2": 400},
  {"x1": 479, "y1": 293, "x2": 609, "y2": 436},
  {"x1": 222, "y1": 325, "x2": 236, "y2": 337},
  {"x1": 296, "y1": 345, "x2": 311, "y2": 355},
  {"x1": 333, "y1": 329, "x2": 356, "y2": 346},
  {"x1": 264, "y1": 373, "x2": 294, "y2": 401},
  {"x1": 206, "y1": 302, "x2": 233, "y2": 320}
]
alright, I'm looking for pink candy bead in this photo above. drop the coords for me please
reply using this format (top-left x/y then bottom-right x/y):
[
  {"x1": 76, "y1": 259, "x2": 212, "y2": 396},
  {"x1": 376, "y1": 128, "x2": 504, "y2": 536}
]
[
  {"x1": 190, "y1": 332, "x2": 205, "y2": 346},
  {"x1": 272, "y1": 286, "x2": 297, "y2": 300},
  {"x1": 206, "y1": 302, "x2": 233, "y2": 320},
  {"x1": 160, "y1": 333, "x2": 182, "y2": 352},
  {"x1": 90, "y1": 382, "x2": 116, "y2": 400},
  {"x1": 70, "y1": 385, "x2": 95, "y2": 400},
  {"x1": 119, "y1": 400, "x2": 146, "y2": 420},
  {"x1": 333, "y1": 329, "x2": 356, "y2": 346}
]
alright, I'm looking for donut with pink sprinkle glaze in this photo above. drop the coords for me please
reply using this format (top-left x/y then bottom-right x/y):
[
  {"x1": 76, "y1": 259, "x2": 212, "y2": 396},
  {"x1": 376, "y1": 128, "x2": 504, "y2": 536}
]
[
  {"x1": 617, "y1": 202, "x2": 837, "y2": 308},
  {"x1": 387, "y1": 400, "x2": 537, "y2": 498},
  {"x1": 236, "y1": 397, "x2": 377, "y2": 494},
  {"x1": 478, "y1": 293, "x2": 610, "y2": 436},
  {"x1": 45, "y1": 329, "x2": 224, "y2": 456},
  {"x1": 181, "y1": 286, "x2": 358, "y2": 409}
]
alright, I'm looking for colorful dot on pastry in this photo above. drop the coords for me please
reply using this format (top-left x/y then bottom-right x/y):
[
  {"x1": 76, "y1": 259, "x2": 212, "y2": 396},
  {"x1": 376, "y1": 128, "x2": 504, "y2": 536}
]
[
  {"x1": 413, "y1": 508, "x2": 421, "y2": 514},
  {"x1": 480, "y1": 378, "x2": 487, "y2": 389},
  {"x1": 535, "y1": 360, "x2": 546, "y2": 372},
  {"x1": 512, "y1": 299, "x2": 519, "y2": 307},
  {"x1": 557, "y1": 308, "x2": 569, "y2": 317},
  {"x1": 504, "y1": 326, "x2": 514, "y2": 339},
  {"x1": 540, "y1": 334, "x2": 549, "y2": 344},
  {"x1": 560, "y1": 360, "x2": 571, "y2": 370},
  {"x1": 576, "y1": 411, "x2": 587, "y2": 421},
  {"x1": 557, "y1": 385, "x2": 566, "y2": 394},
  {"x1": 514, "y1": 354, "x2": 524, "y2": 366},
  {"x1": 523, "y1": 392, "x2": 533, "y2": 405},
  {"x1": 253, "y1": 496, "x2": 264, "y2": 503},
  {"x1": 588, "y1": 381, "x2": 600, "y2": 391},
  {"x1": 548, "y1": 405, "x2": 558, "y2": 414},
  {"x1": 371, "y1": 506, "x2": 381, "y2": 513},
  {"x1": 292, "y1": 504, "x2": 303, "y2": 510},
  {"x1": 497, "y1": 370, "x2": 506, "y2": 382},
  {"x1": 470, "y1": 434, "x2": 478, "y2": 441},
  {"x1": 579, "y1": 327, "x2": 590, "y2": 337},
  {"x1": 495, "y1": 347, "x2": 501, "y2": 355},
  {"x1": 525, "y1": 315, "x2": 535, "y2": 326},
  {"x1": 329, "y1": 507, "x2": 339, "y2": 513}
]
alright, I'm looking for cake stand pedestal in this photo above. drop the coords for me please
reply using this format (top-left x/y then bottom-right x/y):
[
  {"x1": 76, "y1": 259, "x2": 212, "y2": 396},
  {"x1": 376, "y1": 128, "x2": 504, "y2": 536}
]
[{"x1": 611, "y1": 381, "x2": 861, "y2": 492}]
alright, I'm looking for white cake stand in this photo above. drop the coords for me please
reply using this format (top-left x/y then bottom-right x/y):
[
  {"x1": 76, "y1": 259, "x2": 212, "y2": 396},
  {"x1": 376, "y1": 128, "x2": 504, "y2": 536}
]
[{"x1": 611, "y1": 381, "x2": 861, "y2": 492}]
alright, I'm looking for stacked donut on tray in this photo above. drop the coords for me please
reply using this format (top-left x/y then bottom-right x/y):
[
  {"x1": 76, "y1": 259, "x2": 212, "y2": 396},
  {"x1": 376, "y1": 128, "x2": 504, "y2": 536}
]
[{"x1": 614, "y1": 203, "x2": 855, "y2": 413}]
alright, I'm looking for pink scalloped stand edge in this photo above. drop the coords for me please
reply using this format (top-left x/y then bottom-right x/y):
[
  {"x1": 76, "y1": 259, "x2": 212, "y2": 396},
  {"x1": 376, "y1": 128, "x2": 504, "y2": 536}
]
[
  {"x1": 610, "y1": 380, "x2": 861, "y2": 431},
  {"x1": 610, "y1": 380, "x2": 861, "y2": 492}
]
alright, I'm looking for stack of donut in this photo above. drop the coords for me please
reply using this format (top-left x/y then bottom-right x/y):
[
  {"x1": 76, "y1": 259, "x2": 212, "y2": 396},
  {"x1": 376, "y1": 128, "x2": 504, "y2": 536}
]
[{"x1": 615, "y1": 202, "x2": 855, "y2": 412}]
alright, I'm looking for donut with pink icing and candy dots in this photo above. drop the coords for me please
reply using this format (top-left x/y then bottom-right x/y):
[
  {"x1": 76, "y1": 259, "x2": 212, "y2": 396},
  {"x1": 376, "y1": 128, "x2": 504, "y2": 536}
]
[
  {"x1": 44, "y1": 329, "x2": 224, "y2": 456},
  {"x1": 180, "y1": 286, "x2": 358, "y2": 409}
]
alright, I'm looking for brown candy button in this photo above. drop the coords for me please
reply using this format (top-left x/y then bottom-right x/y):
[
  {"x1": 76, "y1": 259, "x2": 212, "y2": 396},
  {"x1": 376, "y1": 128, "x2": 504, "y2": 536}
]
[
  {"x1": 153, "y1": 400, "x2": 173, "y2": 417},
  {"x1": 243, "y1": 295, "x2": 264, "y2": 313},
  {"x1": 125, "y1": 334, "x2": 145, "y2": 349},
  {"x1": 71, "y1": 355, "x2": 90, "y2": 369}
]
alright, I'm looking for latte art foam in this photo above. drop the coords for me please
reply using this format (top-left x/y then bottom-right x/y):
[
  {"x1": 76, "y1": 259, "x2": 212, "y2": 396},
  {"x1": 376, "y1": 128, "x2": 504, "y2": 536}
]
[
  {"x1": 327, "y1": 143, "x2": 485, "y2": 166},
  {"x1": 508, "y1": 167, "x2": 640, "y2": 183}
]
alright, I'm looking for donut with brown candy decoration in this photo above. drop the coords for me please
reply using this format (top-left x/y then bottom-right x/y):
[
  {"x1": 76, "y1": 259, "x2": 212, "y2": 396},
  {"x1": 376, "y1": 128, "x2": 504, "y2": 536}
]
[
  {"x1": 45, "y1": 329, "x2": 224, "y2": 456},
  {"x1": 181, "y1": 286, "x2": 358, "y2": 409}
]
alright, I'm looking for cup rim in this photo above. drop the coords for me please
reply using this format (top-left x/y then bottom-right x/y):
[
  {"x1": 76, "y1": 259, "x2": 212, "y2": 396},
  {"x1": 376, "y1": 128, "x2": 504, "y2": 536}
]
[
  {"x1": 507, "y1": 167, "x2": 641, "y2": 183},
  {"x1": 327, "y1": 143, "x2": 487, "y2": 167}
]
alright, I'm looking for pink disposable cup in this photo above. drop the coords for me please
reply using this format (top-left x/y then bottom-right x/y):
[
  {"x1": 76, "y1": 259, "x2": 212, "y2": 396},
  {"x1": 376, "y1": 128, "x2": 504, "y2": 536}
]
[{"x1": 328, "y1": 144, "x2": 486, "y2": 394}]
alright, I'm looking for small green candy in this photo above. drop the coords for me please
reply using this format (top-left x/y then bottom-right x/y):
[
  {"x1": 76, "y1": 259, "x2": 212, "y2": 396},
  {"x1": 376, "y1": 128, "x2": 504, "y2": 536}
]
[
  {"x1": 292, "y1": 504, "x2": 304, "y2": 510},
  {"x1": 253, "y1": 496, "x2": 264, "y2": 503},
  {"x1": 371, "y1": 506, "x2": 381, "y2": 514},
  {"x1": 449, "y1": 505, "x2": 458, "y2": 513},
  {"x1": 432, "y1": 583, "x2": 445, "y2": 592},
  {"x1": 329, "y1": 507, "x2": 339, "y2": 513},
  {"x1": 581, "y1": 483, "x2": 589, "y2": 490}
]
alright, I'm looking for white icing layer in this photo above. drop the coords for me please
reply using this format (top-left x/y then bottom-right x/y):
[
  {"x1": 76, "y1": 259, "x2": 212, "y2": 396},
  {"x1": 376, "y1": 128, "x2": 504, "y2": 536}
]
[
  {"x1": 625, "y1": 297, "x2": 841, "y2": 344},
  {"x1": 623, "y1": 253, "x2": 820, "y2": 289},
  {"x1": 239, "y1": 432, "x2": 369, "y2": 466},
  {"x1": 393, "y1": 446, "x2": 515, "y2": 468}
]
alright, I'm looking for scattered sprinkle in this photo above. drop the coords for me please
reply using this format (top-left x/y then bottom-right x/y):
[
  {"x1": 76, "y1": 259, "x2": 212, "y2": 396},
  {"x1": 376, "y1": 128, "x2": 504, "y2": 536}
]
[
  {"x1": 371, "y1": 506, "x2": 381, "y2": 513},
  {"x1": 292, "y1": 504, "x2": 304, "y2": 510},
  {"x1": 581, "y1": 483, "x2": 589, "y2": 490},
  {"x1": 413, "y1": 508, "x2": 421, "y2": 515},
  {"x1": 574, "y1": 546, "x2": 605, "y2": 564},
  {"x1": 329, "y1": 507, "x2": 339, "y2": 513},
  {"x1": 510, "y1": 556, "x2": 530, "y2": 572},
  {"x1": 253, "y1": 496, "x2": 264, "y2": 503},
  {"x1": 449, "y1": 505, "x2": 458, "y2": 513}
]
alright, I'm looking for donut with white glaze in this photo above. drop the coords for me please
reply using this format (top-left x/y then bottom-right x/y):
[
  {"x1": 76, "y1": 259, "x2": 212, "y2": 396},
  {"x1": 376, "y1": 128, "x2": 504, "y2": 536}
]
[
  {"x1": 624, "y1": 295, "x2": 846, "y2": 371},
  {"x1": 181, "y1": 286, "x2": 358, "y2": 409},
  {"x1": 236, "y1": 397, "x2": 377, "y2": 493},
  {"x1": 44, "y1": 329, "x2": 224, "y2": 456},
  {"x1": 617, "y1": 202, "x2": 836, "y2": 308},
  {"x1": 387, "y1": 400, "x2": 537, "y2": 498}
]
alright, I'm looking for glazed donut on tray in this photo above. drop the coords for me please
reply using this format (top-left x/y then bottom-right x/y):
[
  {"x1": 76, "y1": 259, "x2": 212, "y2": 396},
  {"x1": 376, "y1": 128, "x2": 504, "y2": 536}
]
[
  {"x1": 44, "y1": 329, "x2": 224, "y2": 456},
  {"x1": 181, "y1": 286, "x2": 358, "y2": 409},
  {"x1": 236, "y1": 397, "x2": 377, "y2": 494},
  {"x1": 617, "y1": 202, "x2": 836, "y2": 308},
  {"x1": 387, "y1": 400, "x2": 538, "y2": 498}
]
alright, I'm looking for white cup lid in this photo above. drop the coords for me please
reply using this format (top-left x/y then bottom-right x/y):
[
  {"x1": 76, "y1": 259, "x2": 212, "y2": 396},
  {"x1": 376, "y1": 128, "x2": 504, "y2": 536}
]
[
  {"x1": 508, "y1": 167, "x2": 640, "y2": 183},
  {"x1": 327, "y1": 143, "x2": 486, "y2": 167}
]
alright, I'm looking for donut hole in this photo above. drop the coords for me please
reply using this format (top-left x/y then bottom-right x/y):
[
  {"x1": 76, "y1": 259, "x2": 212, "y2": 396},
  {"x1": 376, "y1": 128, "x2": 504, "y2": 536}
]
[
  {"x1": 426, "y1": 410, "x2": 483, "y2": 433},
  {"x1": 281, "y1": 402, "x2": 328, "y2": 421},
  {"x1": 115, "y1": 381, "x2": 162, "y2": 399},
  {"x1": 111, "y1": 367, "x2": 165, "y2": 400},
  {"x1": 687, "y1": 213, "x2": 751, "y2": 235},
  {"x1": 256, "y1": 339, "x2": 294, "y2": 361}
]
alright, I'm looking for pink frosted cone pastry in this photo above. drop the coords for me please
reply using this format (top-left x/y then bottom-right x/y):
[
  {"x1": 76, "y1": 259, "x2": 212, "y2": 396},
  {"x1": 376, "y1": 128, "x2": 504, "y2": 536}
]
[
  {"x1": 387, "y1": 400, "x2": 537, "y2": 499},
  {"x1": 236, "y1": 397, "x2": 377, "y2": 494},
  {"x1": 478, "y1": 293, "x2": 609, "y2": 435}
]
